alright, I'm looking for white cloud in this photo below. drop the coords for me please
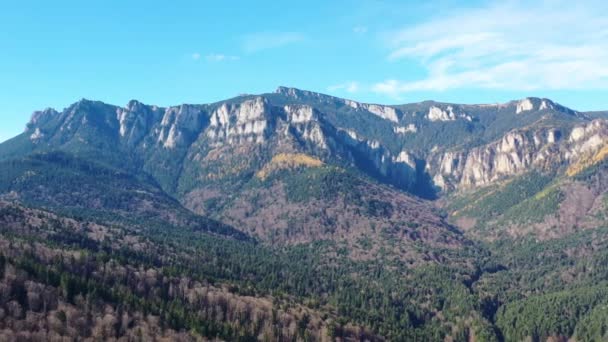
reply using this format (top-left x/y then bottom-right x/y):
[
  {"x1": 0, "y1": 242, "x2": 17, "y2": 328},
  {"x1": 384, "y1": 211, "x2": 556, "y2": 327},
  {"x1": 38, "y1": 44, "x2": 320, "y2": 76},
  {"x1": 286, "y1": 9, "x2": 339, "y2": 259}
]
[
  {"x1": 328, "y1": 81, "x2": 361, "y2": 93},
  {"x1": 374, "y1": 0, "x2": 608, "y2": 96},
  {"x1": 191, "y1": 52, "x2": 201, "y2": 61},
  {"x1": 353, "y1": 26, "x2": 368, "y2": 34},
  {"x1": 242, "y1": 32, "x2": 304, "y2": 53},
  {"x1": 205, "y1": 54, "x2": 240, "y2": 62}
]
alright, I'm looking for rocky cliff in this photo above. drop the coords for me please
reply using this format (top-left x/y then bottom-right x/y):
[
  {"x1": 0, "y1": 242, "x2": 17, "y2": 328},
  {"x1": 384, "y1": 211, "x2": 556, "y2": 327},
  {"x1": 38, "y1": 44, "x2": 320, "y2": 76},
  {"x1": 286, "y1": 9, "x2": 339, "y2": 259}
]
[{"x1": 16, "y1": 87, "x2": 607, "y2": 201}]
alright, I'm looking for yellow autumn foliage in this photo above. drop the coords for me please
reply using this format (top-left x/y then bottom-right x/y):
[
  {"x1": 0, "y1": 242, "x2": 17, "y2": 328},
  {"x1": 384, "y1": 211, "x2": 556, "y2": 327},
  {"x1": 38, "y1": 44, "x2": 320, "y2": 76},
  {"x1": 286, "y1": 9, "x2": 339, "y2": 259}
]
[
  {"x1": 256, "y1": 153, "x2": 323, "y2": 180},
  {"x1": 567, "y1": 144, "x2": 608, "y2": 176}
]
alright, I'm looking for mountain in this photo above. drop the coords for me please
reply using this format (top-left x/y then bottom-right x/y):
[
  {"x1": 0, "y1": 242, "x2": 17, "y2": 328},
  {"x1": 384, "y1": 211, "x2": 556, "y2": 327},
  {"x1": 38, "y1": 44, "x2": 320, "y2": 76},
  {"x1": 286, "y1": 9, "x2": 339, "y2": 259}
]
[
  {"x1": 7, "y1": 87, "x2": 606, "y2": 240},
  {"x1": 1, "y1": 87, "x2": 608, "y2": 341}
]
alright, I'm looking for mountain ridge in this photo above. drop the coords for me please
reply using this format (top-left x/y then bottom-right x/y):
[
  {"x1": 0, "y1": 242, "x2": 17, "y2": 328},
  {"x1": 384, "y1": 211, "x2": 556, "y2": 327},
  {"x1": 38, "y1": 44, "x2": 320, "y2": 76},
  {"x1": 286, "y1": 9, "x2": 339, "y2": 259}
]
[
  {"x1": 13, "y1": 87, "x2": 602, "y2": 194},
  {"x1": 23, "y1": 86, "x2": 587, "y2": 129},
  {"x1": 7, "y1": 86, "x2": 608, "y2": 244}
]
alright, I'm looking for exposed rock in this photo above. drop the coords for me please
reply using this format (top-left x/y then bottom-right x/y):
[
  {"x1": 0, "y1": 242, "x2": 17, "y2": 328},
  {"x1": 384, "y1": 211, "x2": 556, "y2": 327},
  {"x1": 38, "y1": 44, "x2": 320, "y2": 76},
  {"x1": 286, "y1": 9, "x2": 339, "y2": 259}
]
[
  {"x1": 344, "y1": 100, "x2": 400, "y2": 122},
  {"x1": 116, "y1": 100, "x2": 163, "y2": 146},
  {"x1": 394, "y1": 150, "x2": 416, "y2": 169},
  {"x1": 283, "y1": 104, "x2": 328, "y2": 149},
  {"x1": 341, "y1": 128, "x2": 360, "y2": 141},
  {"x1": 15, "y1": 87, "x2": 606, "y2": 201},
  {"x1": 29, "y1": 128, "x2": 44, "y2": 142},
  {"x1": 430, "y1": 130, "x2": 547, "y2": 189},
  {"x1": 364, "y1": 104, "x2": 399, "y2": 122},
  {"x1": 428, "y1": 106, "x2": 457, "y2": 121},
  {"x1": 206, "y1": 97, "x2": 270, "y2": 147},
  {"x1": 427, "y1": 105, "x2": 472, "y2": 122},
  {"x1": 429, "y1": 120, "x2": 608, "y2": 190},
  {"x1": 284, "y1": 104, "x2": 314, "y2": 123},
  {"x1": 394, "y1": 124, "x2": 417, "y2": 134},
  {"x1": 158, "y1": 105, "x2": 206, "y2": 149},
  {"x1": 540, "y1": 99, "x2": 553, "y2": 111},
  {"x1": 26, "y1": 108, "x2": 58, "y2": 130},
  {"x1": 565, "y1": 120, "x2": 608, "y2": 165},
  {"x1": 516, "y1": 98, "x2": 535, "y2": 114}
]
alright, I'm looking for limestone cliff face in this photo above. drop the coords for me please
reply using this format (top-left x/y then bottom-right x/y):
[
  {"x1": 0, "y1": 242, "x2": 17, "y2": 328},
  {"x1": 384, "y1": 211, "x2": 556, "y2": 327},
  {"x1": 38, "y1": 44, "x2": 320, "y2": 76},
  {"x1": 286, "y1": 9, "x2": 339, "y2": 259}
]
[
  {"x1": 157, "y1": 104, "x2": 207, "y2": 149},
  {"x1": 27, "y1": 108, "x2": 59, "y2": 131},
  {"x1": 18, "y1": 88, "x2": 608, "y2": 199},
  {"x1": 282, "y1": 104, "x2": 328, "y2": 149},
  {"x1": 26, "y1": 108, "x2": 59, "y2": 143},
  {"x1": 426, "y1": 105, "x2": 472, "y2": 122},
  {"x1": 429, "y1": 120, "x2": 608, "y2": 191},
  {"x1": 116, "y1": 100, "x2": 164, "y2": 147},
  {"x1": 335, "y1": 129, "x2": 418, "y2": 190},
  {"x1": 205, "y1": 97, "x2": 271, "y2": 147},
  {"x1": 344, "y1": 100, "x2": 400, "y2": 122},
  {"x1": 430, "y1": 129, "x2": 557, "y2": 190},
  {"x1": 276, "y1": 86, "x2": 402, "y2": 123}
]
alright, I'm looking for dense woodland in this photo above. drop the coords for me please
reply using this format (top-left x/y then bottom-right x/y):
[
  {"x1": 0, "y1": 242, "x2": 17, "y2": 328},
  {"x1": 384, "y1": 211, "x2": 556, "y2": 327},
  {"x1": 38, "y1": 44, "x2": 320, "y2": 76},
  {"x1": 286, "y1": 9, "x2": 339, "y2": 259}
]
[{"x1": 2, "y1": 193, "x2": 608, "y2": 341}]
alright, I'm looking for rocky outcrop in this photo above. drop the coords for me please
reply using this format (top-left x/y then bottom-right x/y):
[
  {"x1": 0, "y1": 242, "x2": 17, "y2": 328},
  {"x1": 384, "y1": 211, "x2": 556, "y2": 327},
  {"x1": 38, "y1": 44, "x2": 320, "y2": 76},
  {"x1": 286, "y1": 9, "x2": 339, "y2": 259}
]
[
  {"x1": 205, "y1": 97, "x2": 271, "y2": 147},
  {"x1": 394, "y1": 124, "x2": 417, "y2": 134},
  {"x1": 429, "y1": 120, "x2": 608, "y2": 191},
  {"x1": 345, "y1": 101, "x2": 400, "y2": 122},
  {"x1": 430, "y1": 129, "x2": 555, "y2": 190},
  {"x1": 27, "y1": 108, "x2": 58, "y2": 131},
  {"x1": 116, "y1": 100, "x2": 163, "y2": 146},
  {"x1": 277, "y1": 86, "x2": 401, "y2": 122},
  {"x1": 335, "y1": 130, "x2": 418, "y2": 190},
  {"x1": 29, "y1": 128, "x2": 44, "y2": 142},
  {"x1": 516, "y1": 98, "x2": 535, "y2": 114},
  {"x1": 426, "y1": 105, "x2": 472, "y2": 122},
  {"x1": 283, "y1": 105, "x2": 328, "y2": 149},
  {"x1": 158, "y1": 105, "x2": 206, "y2": 149},
  {"x1": 17, "y1": 87, "x2": 606, "y2": 199}
]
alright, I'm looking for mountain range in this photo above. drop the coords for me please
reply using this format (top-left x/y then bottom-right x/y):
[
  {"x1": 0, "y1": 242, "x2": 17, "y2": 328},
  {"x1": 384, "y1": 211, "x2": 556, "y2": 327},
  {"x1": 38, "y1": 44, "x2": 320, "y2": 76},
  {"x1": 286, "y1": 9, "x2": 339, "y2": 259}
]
[{"x1": 1, "y1": 87, "x2": 608, "y2": 341}]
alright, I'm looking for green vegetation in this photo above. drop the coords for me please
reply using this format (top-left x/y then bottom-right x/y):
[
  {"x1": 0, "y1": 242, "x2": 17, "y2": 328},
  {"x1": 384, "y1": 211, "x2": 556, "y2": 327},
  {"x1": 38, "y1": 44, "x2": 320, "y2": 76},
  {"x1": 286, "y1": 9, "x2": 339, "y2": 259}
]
[
  {"x1": 0, "y1": 202, "x2": 495, "y2": 341},
  {"x1": 499, "y1": 186, "x2": 564, "y2": 225},
  {"x1": 451, "y1": 171, "x2": 554, "y2": 224},
  {"x1": 497, "y1": 285, "x2": 608, "y2": 342},
  {"x1": 574, "y1": 305, "x2": 608, "y2": 341},
  {"x1": 281, "y1": 166, "x2": 361, "y2": 203}
]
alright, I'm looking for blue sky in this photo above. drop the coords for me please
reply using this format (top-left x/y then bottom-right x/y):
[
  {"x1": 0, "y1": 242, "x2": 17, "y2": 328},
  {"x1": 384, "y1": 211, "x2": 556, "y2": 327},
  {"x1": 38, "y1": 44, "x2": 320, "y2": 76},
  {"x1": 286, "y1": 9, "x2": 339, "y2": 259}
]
[{"x1": 1, "y1": 0, "x2": 607, "y2": 142}]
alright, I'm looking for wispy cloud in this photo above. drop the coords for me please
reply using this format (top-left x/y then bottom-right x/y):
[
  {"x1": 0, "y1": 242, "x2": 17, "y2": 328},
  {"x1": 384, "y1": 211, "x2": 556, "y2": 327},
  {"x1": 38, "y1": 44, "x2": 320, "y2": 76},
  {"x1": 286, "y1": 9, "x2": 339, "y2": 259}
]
[
  {"x1": 373, "y1": 0, "x2": 608, "y2": 97},
  {"x1": 328, "y1": 81, "x2": 360, "y2": 93},
  {"x1": 205, "y1": 54, "x2": 239, "y2": 62},
  {"x1": 191, "y1": 52, "x2": 239, "y2": 62},
  {"x1": 242, "y1": 32, "x2": 305, "y2": 53}
]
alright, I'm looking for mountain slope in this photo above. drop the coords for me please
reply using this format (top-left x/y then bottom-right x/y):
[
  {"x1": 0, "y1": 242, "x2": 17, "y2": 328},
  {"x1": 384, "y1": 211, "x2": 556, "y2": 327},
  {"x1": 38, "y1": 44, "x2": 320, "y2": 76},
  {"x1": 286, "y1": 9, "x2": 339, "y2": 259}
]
[
  {"x1": 0, "y1": 150, "x2": 247, "y2": 240},
  {"x1": 2, "y1": 87, "x2": 608, "y2": 340},
  {"x1": 4, "y1": 87, "x2": 608, "y2": 252}
]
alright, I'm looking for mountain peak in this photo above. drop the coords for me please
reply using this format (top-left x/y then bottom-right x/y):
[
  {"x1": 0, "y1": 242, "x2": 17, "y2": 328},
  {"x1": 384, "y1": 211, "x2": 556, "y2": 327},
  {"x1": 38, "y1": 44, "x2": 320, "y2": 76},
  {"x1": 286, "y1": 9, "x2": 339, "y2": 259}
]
[
  {"x1": 509, "y1": 97, "x2": 581, "y2": 116},
  {"x1": 275, "y1": 86, "x2": 300, "y2": 94},
  {"x1": 26, "y1": 107, "x2": 59, "y2": 131},
  {"x1": 274, "y1": 86, "x2": 321, "y2": 99},
  {"x1": 125, "y1": 99, "x2": 153, "y2": 112},
  {"x1": 274, "y1": 86, "x2": 341, "y2": 102}
]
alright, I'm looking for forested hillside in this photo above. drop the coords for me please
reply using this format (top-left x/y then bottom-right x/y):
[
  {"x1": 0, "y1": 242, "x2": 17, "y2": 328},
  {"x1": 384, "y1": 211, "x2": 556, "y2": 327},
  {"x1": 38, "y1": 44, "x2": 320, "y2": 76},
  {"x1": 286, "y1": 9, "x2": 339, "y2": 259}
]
[{"x1": 1, "y1": 88, "x2": 608, "y2": 341}]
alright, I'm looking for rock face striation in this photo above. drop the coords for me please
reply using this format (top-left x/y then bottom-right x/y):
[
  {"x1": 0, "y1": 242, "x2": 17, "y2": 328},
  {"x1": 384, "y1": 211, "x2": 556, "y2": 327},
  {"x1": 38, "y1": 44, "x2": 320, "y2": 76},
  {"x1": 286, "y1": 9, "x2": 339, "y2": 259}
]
[
  {"x1": 428, "y1": 119, "x2": 608, "y2": 191},
  {"x1": 17, "y1": 87, "x2": 608, "y2": 199}
]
